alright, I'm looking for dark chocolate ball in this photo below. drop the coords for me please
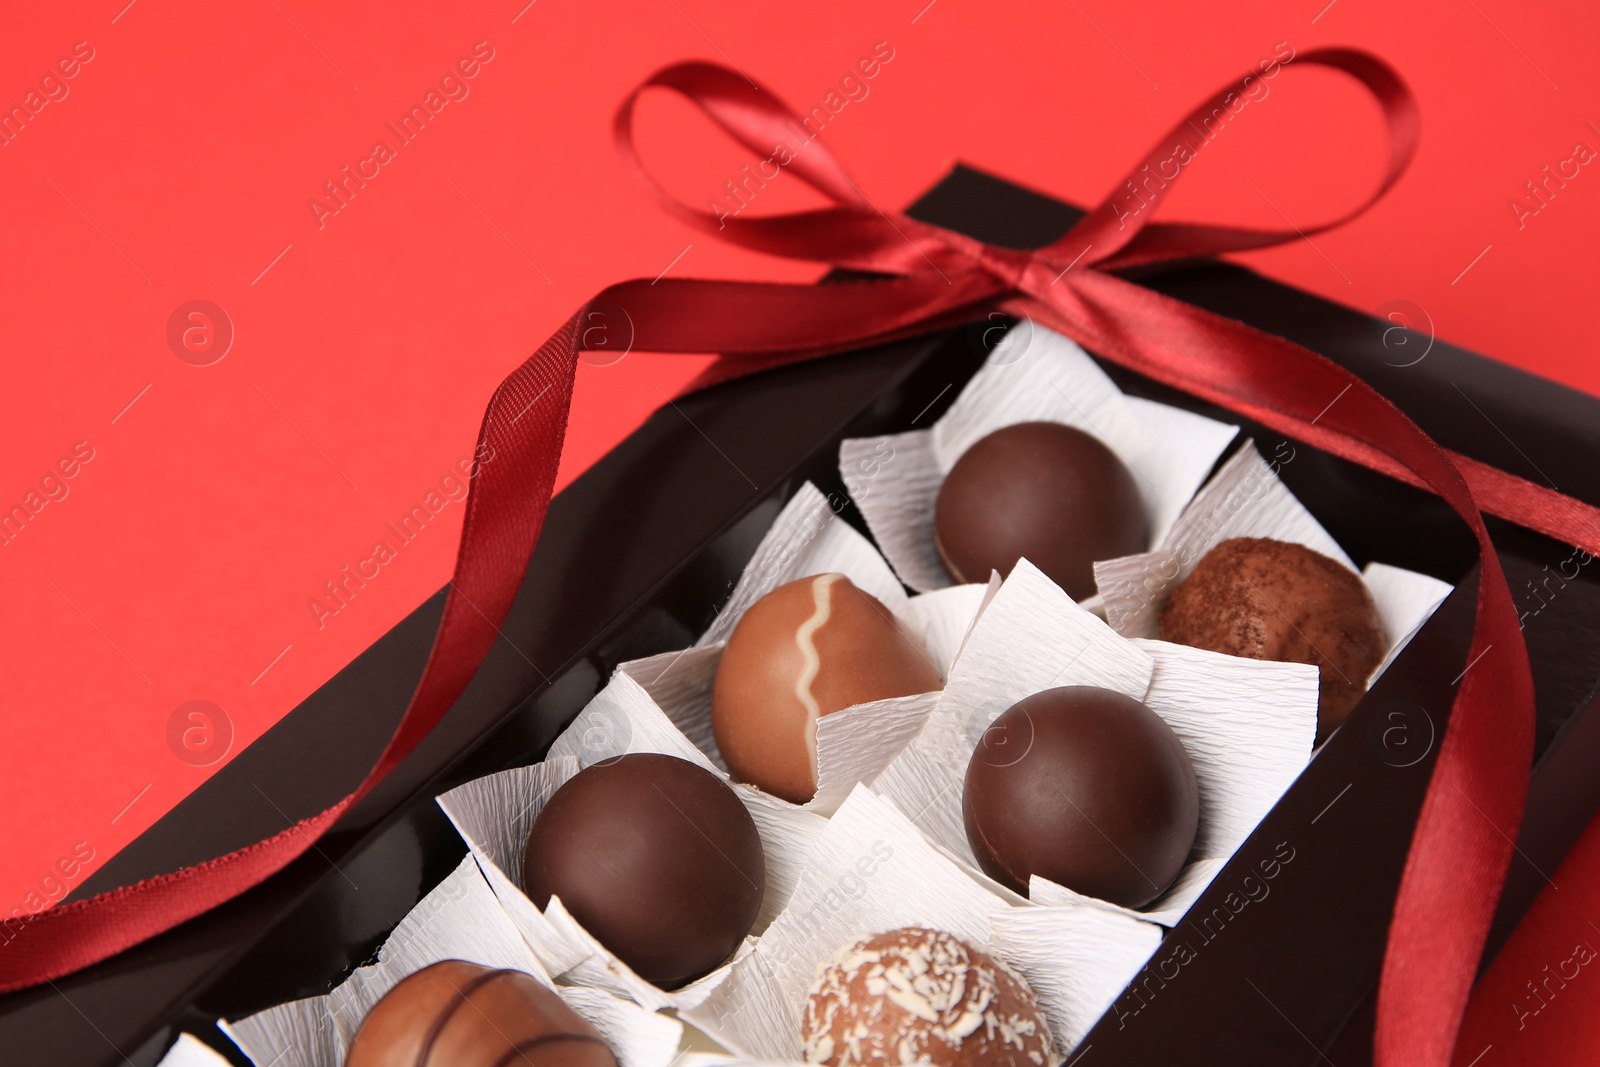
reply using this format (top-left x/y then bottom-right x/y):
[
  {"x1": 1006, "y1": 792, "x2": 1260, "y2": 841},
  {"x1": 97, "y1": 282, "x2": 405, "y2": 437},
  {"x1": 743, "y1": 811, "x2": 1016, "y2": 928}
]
[
  {"x1": 801, "y1": 927, "x2": 1051, "y2": 1067},
  {"x1": 712, "y1": 573, "x2": 942, "y2": 803},
  {"x1": 521, "y1": 753, "x2": 765, "y2": 989},
  {"x1": 346, "y1": 960, "x2": 616, "y2": 1067},
  {"x1": 934, "y1": 421, "x2": 1148, "y2": 600},
  {"x1": 1160, "y1": 537, "x2": 1386, "y2": 742},
  {"x1": 963, "y1": 686, "x2": 1198, "y2": 908}
]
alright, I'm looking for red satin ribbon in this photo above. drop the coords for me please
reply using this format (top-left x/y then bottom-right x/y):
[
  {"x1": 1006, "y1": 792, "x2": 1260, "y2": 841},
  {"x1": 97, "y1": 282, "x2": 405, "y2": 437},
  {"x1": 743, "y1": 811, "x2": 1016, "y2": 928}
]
[{"x1": 7, "y1": 49, "x2": 1600, "y2": 1067}]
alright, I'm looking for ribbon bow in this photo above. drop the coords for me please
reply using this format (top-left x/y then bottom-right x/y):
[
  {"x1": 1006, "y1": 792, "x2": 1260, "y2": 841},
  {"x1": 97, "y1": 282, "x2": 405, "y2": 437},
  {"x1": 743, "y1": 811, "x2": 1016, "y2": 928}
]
[{"x1": 8, "y1": 48, "x2": 1600, "y2": 1067}]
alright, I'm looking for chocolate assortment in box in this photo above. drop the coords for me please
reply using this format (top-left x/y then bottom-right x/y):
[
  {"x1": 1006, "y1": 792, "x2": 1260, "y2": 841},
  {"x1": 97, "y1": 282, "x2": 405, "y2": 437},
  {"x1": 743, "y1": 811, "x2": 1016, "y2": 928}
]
[
  {"x1": 204, "y1": 337, "x2": 1466, "y2": 1065},
  {"x1": 12, "y1": 55, "x2": 1600, "y2": 1067}
]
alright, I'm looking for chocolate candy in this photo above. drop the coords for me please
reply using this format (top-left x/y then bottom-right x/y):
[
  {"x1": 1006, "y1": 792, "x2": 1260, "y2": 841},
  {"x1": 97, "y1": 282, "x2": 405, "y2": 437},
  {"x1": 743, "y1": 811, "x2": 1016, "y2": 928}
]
[
  {"x1": 963, "y1": 686, "x2": 1198, "y2": 908},
  {"x1": 521, "y1": 753, "x2": 765, "y2": 989},
  {"x1": 801, "y1": 927, "x2": 1051, "y2": 1067},
  {"x1": 712, "y1": 573, "x2": 941, "y2": 803},
  {"x1": 934, "y1": 421, "x2": 1147, "y2": 600},
  {"x1": 1160, "y1": 537, "x2": 1386, "y2": 742},
  {"x1": 346, "y1": 960, "x2": 616, "y2": 1067}
]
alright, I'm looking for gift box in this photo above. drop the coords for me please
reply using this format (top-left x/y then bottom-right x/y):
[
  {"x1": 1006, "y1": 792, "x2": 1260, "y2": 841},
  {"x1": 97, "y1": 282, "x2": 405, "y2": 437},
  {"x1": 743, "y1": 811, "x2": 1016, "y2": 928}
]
[{"x1": 5, "y1": 151, "x2": 1600, "y2": 1067}]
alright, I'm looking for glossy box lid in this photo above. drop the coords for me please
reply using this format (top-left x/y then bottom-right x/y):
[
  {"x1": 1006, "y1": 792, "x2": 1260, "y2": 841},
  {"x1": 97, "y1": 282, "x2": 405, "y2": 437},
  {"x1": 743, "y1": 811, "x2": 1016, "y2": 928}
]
[{"x1": 6, "y1": 165, "x2": 1600, "y2": 1067}]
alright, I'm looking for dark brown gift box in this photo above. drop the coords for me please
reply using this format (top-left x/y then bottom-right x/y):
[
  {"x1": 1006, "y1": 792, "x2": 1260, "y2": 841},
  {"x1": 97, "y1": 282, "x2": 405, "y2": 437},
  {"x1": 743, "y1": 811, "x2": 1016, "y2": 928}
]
[{"x1": 5, "y1": 166, "x2": 1599, "y2": 1067}]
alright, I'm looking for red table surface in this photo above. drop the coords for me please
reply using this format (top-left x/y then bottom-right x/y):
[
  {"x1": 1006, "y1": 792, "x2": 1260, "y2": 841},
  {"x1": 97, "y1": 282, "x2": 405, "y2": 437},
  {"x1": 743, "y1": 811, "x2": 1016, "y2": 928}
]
[{"x1": 1, "y1": 0, "x2": 1596, "y2": 1047}]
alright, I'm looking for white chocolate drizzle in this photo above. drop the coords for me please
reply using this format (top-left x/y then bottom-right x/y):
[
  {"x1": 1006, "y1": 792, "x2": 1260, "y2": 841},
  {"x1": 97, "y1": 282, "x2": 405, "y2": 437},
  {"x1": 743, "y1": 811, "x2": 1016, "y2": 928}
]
[{"x1": 793, "y1": 573, "x2": 842, "y2": 780}]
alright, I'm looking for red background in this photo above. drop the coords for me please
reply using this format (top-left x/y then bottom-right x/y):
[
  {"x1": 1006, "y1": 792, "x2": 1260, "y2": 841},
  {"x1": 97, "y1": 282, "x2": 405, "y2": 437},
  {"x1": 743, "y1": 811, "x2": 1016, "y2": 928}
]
[{"x1": 0, "y1": 0, "x2": 1594, "y2": 984}]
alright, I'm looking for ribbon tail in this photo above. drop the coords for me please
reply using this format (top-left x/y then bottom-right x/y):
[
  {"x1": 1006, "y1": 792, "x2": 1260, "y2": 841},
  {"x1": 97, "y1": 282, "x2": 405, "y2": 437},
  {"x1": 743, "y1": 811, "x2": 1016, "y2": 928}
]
[
  {"x1": 0, "y1": 312, "x2": 586, "y2": 993},
  {"x1": 1448, "y1": 452, "x2": 1600, "y2": 557},
  {"x1": 0, "y1": 273, "x2": 1003, "y2": 994}
]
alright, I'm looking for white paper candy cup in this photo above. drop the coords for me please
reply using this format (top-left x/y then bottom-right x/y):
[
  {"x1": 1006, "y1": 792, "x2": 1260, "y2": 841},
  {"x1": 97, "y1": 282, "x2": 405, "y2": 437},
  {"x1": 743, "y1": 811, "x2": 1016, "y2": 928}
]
[
  {"x1": 1093, "y1": 440, "x2": 1454, "y2": 688},
  {"x1": 698, "y1": 483, "x2": 906, "y2": 647},
  {"x1": 683, "y1": 785, "x2": 1160, "y2": 1063},
  {"x1": 437, "y1": 739, "x2": 814, "y2": 1012},
  {"x1": 1363, "y1": 561, "x2": 1455, "y2": 679},
  {"x1": 613, "y1": 482, "x2": 988, "y2": 817},
  {"x1": 1027, "y1": 636, "x2": 1318, "y2": 927},
  {"x1": 438, "y1": 482, "x2": 987, "y2": 1011},
  {"x1": 873, "y1": 558, "x2": 1322, "y2": 927},
  {"x1": 219, "y1": 857, "x2": 680, "y2": 1067},
  {"x1": 1132, "y1": 639, "x2": 1316, "y2": 863},
  {"x1": 1028, "y1": 858, "x2": 1232, "y2": 930},
  {"x1": 838, "y1": 325, "x2": 1238, "y2": 594},
  {"x1": 154, "y1": 1034, "x2": 233, "y2": 1067},
  {"x1": 988, "y1": 903, "x2": 1166, "y2": 1052},
  {"x1": 548, "y1": 675, "x2": 832, "y2": 931},
  {"x1": 873, "y1": 558, "x2": 1157, "y2": 858},
  {"x1": 616, "y1": 645, "x2": 943, "y2": 818},
  {"x1": 435, "y1": 652, "x2": 947, "y2": 1011}
]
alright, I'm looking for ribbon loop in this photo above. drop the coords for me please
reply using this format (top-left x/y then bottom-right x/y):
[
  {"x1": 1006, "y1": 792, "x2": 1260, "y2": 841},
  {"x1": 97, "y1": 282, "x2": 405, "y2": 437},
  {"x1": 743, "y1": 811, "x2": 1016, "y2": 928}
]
[
  {"x1": 615, "y1": 61, "x2": 932, "y2": 271},
  {"x1": 1059, "y1": 46, "x2": 1421, "y2": 272}
]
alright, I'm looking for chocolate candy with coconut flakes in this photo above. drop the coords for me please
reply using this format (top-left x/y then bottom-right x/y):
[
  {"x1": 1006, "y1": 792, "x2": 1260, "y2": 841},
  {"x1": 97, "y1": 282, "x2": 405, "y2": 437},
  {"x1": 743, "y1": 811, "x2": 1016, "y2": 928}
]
[
  {"x1": 801, "y1": 927, "x2": 1051, "y2": 1067},
  {"x1": 711, "y1": 573, "x2": 942, "y2": 804},
  {"x1": 1160, "y1": 536, "x2": 1386, "y2": 742},
  {"x1": 345, "y1": 960, "x2": 616, "y2": 1067}
]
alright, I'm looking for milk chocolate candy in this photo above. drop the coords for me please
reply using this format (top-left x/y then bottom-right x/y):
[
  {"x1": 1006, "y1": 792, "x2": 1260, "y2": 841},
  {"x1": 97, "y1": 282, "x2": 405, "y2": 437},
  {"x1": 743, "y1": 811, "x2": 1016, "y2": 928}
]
[
  {"x1": 345, "y1": 960, "x2": 616, "y2": 1067},
  {"x1": 711, "y1": 573, "x2": 941, "y2": 803}
]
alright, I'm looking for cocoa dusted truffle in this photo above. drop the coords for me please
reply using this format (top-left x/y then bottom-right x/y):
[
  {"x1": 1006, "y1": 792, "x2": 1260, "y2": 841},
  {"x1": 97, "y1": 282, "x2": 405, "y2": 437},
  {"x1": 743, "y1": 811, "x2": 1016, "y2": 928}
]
[
  {"x1": 1160, "y1": 537, "x2": 1386, "y2": 741},
  {"x1": 712, "y1": 573, "x2": 942, "y2": 803},
  {"x1": 934, "y1": 421, "x2": 1147, "y2": 600},
  {"x1": 964, "y1": 686, "x2": 1199, "y2": 908},
  {"x1": 521, "y1": 753, "x2": 765, "y2": 989},
  {"x1": 801, "y1": 927, "x2": 1051, "y2": 1067},
  {"x1": 346, "y1": 960, "x2": 616, "y2": 1067}
]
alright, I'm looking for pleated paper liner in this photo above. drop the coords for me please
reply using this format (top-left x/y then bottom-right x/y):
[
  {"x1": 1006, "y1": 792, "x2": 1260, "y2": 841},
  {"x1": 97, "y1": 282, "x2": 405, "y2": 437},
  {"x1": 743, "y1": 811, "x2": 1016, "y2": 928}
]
[
  {"x1": 838, "y1": 324, "x2": 1239, "y2": 596},
  {"x1": 683, "y1": 784, "x2": 1161, "y2": 1062},
  {"x1": 153, "y1": 1034, "x2": 233, "y2": 1067},
  {"x1": 436, "y1": 482, "x2": 989, "y2": 1011},
  {"x1": 872, "y1": 558, "x2": 1321, "y2": 926},
  {"x1": 438, "y1": 749, "x2": 800, "y2": 1013},
  {"x1": 211, "y1": 440, "x2": 1456, "y2": 1063},
  {"x1": 218, "y1": 857, "x2": 682, "y2": 1067},
  {"x1": 637, "y1": 481, "x2": 987, "y2": 816},
  {"x1": 1092, "y1": 440, "x2": 1454, "y2": 684}
]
